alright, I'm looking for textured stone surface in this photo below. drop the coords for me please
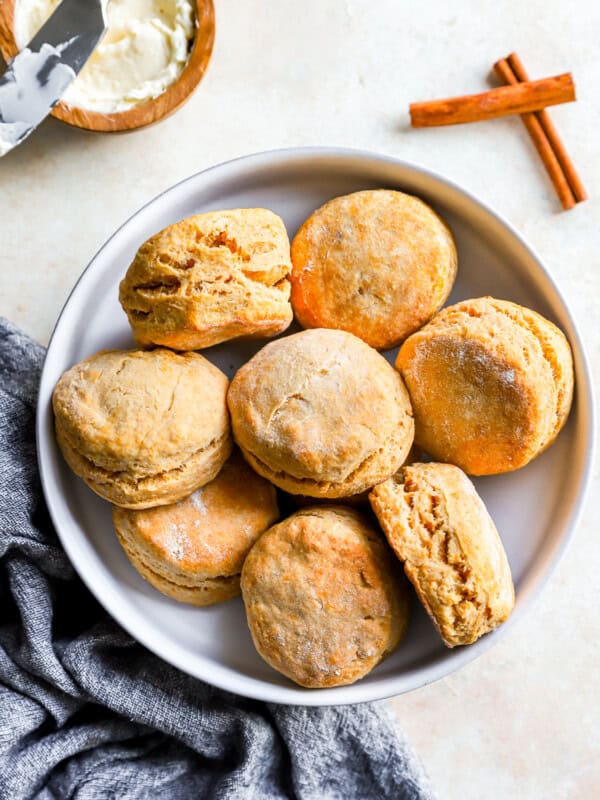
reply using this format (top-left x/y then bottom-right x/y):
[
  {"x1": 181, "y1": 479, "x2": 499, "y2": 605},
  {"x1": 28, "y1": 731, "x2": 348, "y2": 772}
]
[{"x1": 1, "y1": 1, "x2": 598, "y2": 796}]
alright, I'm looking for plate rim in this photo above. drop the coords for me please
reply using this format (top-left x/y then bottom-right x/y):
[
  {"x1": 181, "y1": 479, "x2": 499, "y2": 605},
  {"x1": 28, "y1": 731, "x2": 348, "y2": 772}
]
[{"x1": 36, "y1": 146, "x2": 596, "y2": 705}]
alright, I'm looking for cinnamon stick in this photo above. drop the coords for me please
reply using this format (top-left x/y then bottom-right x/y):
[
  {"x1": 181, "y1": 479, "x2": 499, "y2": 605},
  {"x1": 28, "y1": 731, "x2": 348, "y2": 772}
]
[
  {"x1": 410, "y1": 73, "x2": 575, "y2": 127},
  {"x1": 507, "y1": 52, "x2": 587, "y2": 203},
  {"x1": 493, "y1": 58, "x2": 576, "y2": 210}
]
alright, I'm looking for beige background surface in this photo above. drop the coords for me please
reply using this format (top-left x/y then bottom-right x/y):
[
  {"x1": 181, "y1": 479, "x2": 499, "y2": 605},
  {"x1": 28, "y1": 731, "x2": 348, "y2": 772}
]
[{"x1": 1, "y1": 1, "x2": 598, "y2": 797}]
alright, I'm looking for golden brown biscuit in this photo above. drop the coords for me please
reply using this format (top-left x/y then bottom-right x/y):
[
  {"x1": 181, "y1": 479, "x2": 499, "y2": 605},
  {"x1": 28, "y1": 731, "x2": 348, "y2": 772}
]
[
  {"x1": 227, "y1": 329, "x2": 414, "y2": 498},
  {"x1": 370, "y1": 462, "x2": 514, "y2": 647},
  {"x1": 119, "y1": 208, "x2": 293, "y2": 350},
  {"x1": 241, "y1": 506, "x2": 410, "y2": 687},
  {"x1": 112, "y1": 451, "x2": 279, "y2": 605},
  {"x1": 396, "y1": 297, "x2": 574, "y2": 475},
  {"x1": 290, "y1": 189, "x2": 457, "y2": 349},
  {"x1": 53, "y1": 348, "x2": 232, "y2": 509}
]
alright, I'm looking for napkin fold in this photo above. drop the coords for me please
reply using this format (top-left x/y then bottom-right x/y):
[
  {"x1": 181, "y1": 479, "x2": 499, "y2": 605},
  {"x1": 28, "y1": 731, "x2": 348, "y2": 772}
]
[{"x1": 0, "y1": 317, "x2": 435, "y2": 800}]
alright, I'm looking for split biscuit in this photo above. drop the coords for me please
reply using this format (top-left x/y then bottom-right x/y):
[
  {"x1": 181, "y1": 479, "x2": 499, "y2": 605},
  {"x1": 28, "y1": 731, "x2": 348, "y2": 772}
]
[
  {"x1": 119, "y1": 208, "x2": 293, "y2": 350},
  {"x1": 396, "y1": 296, "x2": 574, "y2": 474},
  {"x1": 53, "y1": 348, "x2": 232, "y2": 509},
  {"x1": 290, "y1": 189, "x2": 457, "y2": 349},
  {"x1": 113, "y1": 451, "x2": 279, "y2": 605},
  {"x1": 241, "y1": 506, "x2": 410, "y2": 687},
  {"x1": 370, "y1": 462, "x2": 515, "y2": 647},
  {"x1": 227, "y1": 328, "x2": 415, "y2": 498}
]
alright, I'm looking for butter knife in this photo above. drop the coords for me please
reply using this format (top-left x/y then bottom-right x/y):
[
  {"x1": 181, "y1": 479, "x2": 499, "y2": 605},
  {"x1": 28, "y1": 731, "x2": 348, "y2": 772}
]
[{"x1": 0, "y1": 0, "x2": 108, "y2": 158}]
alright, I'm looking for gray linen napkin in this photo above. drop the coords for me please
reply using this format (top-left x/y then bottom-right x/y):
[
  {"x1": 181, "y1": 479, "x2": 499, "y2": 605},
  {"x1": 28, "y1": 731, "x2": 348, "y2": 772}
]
[{"x1": 0, "y1": 317, "x2": 435, "y2": 800}]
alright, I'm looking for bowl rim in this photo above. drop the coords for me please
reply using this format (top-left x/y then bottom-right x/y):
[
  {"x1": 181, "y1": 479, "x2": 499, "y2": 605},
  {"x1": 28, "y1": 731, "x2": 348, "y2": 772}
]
[
  {"x1": 0, "y1": 0, "x2": 215, "y2": 132},
  {"x1": 36, "y1": 146, "x2": 596, "y2": 705}
]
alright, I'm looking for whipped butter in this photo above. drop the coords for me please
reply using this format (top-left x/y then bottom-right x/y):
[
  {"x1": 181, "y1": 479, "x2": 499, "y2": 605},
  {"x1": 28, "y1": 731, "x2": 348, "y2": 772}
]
[{"x1": 14, "y1": 0, "x2": 195, "y2": 113}]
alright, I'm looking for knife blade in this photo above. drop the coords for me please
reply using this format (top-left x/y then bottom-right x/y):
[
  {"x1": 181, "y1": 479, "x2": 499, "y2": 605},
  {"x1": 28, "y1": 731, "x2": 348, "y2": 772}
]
[{"x1": 0, "y1": 0, "x2": 108, "y2": 158}]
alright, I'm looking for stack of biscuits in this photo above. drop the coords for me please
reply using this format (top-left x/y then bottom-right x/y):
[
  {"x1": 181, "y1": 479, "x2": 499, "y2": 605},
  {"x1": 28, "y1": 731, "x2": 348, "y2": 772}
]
[{"x1": 53, "y1": 191, "x2": 574, "y2": 689}]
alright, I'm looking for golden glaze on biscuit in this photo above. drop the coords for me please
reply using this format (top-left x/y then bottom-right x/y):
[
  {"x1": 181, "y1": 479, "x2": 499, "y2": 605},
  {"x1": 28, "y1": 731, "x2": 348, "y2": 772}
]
[
  {"x1": 53, "y1": 348, "x2": 232, "y2": 508},
  {"x1": 241, "y1": 507, "x2": 410, "y2": 687},
  {"x1": 290, "y1": 190, "x2": 457, "y2": 349},
  {"x1": 370, "y1": 463, "x2": 514, "y2": 647},
  {"x1": 119, "y1": 208, "x2": 293, "y2": 350},
  {"x1": 227, "y1": 329, "x2": 414, "y2": 498},
  {"x1": 396, "y1": 297, "x2": 574, "y2": 475},
  {"x1": 113, "y1": 451, "x2": 279, "y2": 605}
]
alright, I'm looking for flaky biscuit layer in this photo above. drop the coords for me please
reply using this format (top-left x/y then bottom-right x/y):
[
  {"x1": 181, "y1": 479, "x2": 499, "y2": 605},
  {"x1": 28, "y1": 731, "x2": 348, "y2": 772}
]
[
  {"x1": 370, "y1": 462, "x2": 515, "y2": 647},
  {"x1": 119, "y1": 208, "x2": 293, "y2": 350}
]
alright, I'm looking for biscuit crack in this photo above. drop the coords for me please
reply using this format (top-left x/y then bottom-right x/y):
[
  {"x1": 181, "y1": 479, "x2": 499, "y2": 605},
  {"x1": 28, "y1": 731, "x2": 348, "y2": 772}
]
[
  {"x1": 155, "y1": 253, "x2": 194, "y2": 271},
  {"x1": 165, "y1": 372, "x2": 185, "y2": 415},
  {"x1": 239, "y1": 267, "x2": 291, "y2": 289},
  {"x1": 264, "y1": 354, "x2": 344, "y2": 428},
  {"x1": 195, "y1": 230, "x2": 251, "y2": 262},
  {"x1": 401, "y1": 475, "x2": 491, "y2": 636},
  {"x1": 133, "y1": 278, "x2": 181, "y2": 295},
  {"x1": 272, "y1": 276, "x2": 290, "y2": 289},
  {"x1": 359, "y1": 570, "x2": 373, "y2": 588},
  {"x1": 269, "y1": 392, "x2": 311, "y2": 422}
]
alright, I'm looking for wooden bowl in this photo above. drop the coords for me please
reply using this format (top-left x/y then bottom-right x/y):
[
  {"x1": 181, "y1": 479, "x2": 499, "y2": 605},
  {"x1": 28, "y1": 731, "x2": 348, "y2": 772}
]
[{"x1": 0, "y1": 0, "x2": 215, "y2": 132}]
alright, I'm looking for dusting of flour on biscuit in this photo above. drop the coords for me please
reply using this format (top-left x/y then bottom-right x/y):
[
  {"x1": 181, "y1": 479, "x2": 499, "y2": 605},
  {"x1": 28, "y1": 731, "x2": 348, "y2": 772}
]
[
  {"x1": 190, "y1": 489, "x2": 208, "y2": 515},
  {"x1": 165, "y1": 523, "x2": 188, "y2": 561}
]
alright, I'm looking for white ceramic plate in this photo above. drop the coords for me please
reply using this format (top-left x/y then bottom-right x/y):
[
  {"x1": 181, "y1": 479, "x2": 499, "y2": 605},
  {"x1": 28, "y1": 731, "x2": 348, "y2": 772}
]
[{"x1": 37, "y1": 148, "x2": 594, "y2": 705}]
